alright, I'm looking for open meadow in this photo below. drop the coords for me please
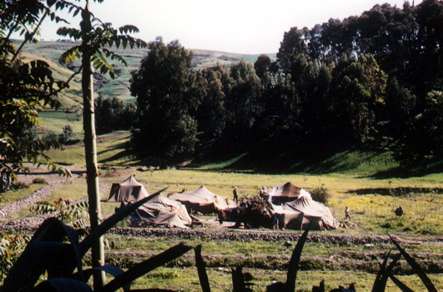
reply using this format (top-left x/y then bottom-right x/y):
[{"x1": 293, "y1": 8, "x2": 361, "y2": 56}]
[{"x1": 2, "y1": 130, "x2": 442, "y2": 291}]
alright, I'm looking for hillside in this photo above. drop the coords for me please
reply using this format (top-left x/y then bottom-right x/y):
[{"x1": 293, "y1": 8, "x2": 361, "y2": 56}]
[{"x1": 19, "y1": 41, "x2": 268, "y2": 109}]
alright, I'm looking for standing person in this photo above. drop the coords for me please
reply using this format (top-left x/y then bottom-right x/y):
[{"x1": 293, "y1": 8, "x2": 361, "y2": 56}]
[
  {"x1": 345, "y1": 206, "x2": 351, "y2": 221},
  {"x1": 233, "y1": 186, "x2": 239, "y2": 204}
]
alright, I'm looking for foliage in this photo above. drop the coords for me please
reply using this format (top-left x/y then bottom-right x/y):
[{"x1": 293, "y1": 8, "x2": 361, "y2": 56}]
[
  {"x1": 0, "y1": 233, "x2": 30, "y2": 282},
  {"x1": 397, "y1": 90, "x2": 443, "y2": 163},
  {"x1": 254, "y1": 54, "x2": 272, "y2": 79},
  {"x1": 310, "y1": 186, "x2": 331, "y2": 204},
  {"x1": 60, "y1": 125, "x2": 74, "y2": 144},
  {"x1": 328, "y1": 55, "x2": 387, "y2": 144},
  {"x1": 31, "y1": 199, "x2": 89, "y2": 228},
  {"x1": 128, "y1": 0, "x2": 443, "y2": 166},
  {"x1": 95, "y1": 97, "x2": 136, "y2": 134},
  {"x1": 0, "y1": 0, "x2": 72, "y2": 191},
  {"x1": 131, "y1": 39, "x2": 201, "y2": 160}
]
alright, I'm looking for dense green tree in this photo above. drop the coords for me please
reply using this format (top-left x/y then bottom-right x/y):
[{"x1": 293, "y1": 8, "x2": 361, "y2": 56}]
[
  {"x1": 398, "y1": 90, "x2": 443, "y2": 163},
  {"x1": 254, "y1": 54, "x2": 271, "y2": 79},
  {"x1": 95, "y1": 97, "x2": 136, "y2": 134},
  {"x1": 131, "y1": 39, "x2": 201, "y2": 159},
  {"x1": 196, "y1": 67, "x2": 227, "y2": 142},
  {"x1": 128, "y1": 0, "x2": 443, "y2": 165},
  {"x1": 224, "y1": 62, "x2": 262, "y2": 149},
  {"x1": 277, "y1": 27, "x2": 308, "y2": 71},
  {"x1": 0, "y1": 0, "x2": 67, "y2": 190},
  {"x1": 384, "y1": 77, "x2": 416, "y2": 138},
  {"x1": 329, "y1": 55, "x2": 387, "y2": 144}
]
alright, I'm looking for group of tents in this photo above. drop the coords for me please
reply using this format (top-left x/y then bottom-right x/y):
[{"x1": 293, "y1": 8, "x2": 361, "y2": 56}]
[{"x1": 107, "y1": 176, "x2": 338, "y2": 230}]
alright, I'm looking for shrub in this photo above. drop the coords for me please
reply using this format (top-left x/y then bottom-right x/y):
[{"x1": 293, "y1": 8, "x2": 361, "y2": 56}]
[
  {"x1": 32, "y1": 177, "x2": 48, "y2": 185},
  {"x1": 42, "y1": 132, "x2": 60, "y2": 149},
  {"x1": 59, "y1": 125, "x2": 74, "y2": 144},
  {"x1": 310, "y1": 186, "x2": 331, "y2": 204},
  {"x1": 12, "y1": 181, "x2": 29, "y2": 190}
]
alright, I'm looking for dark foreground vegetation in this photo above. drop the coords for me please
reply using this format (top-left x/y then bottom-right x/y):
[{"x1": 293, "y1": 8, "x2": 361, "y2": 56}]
[{"x1": 130, "y1": 0, "x2": 443, "y2": 171}]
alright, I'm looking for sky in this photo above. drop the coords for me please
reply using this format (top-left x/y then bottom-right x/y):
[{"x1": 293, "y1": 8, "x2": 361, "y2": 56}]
[{"x1": 39, "y1": 0, "x2": 421, "y2": 54}]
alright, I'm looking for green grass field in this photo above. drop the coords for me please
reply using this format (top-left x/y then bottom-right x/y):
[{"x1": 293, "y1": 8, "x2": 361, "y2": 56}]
[
  {"x1": 39, "y1": 130, "x2": 443, "y2": 236},
  {"x1": 37, "y1": 111, "x2": 83, "y2": 135},
  {"x1": 0, "y1": 185, "x2": 40, "y2": 208},
  {"x1": 5, "y1": 129, "x2": 441, "y2": 291},
  {"x1": 129, "y1": 268, "x2": 443, "y2": 292}
]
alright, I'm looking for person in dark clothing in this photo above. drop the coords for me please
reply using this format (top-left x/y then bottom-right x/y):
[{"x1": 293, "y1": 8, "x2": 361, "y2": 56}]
[{"x1": 233, "y1": 186, "x2": 239, "y2": 203}]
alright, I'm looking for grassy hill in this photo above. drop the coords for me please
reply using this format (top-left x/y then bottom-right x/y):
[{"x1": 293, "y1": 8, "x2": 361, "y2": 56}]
[{"x1": 19, "y1": 41, "x2": 267, "y2": 109}]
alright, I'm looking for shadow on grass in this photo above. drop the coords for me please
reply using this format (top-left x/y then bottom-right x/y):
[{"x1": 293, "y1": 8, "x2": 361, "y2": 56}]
[
  {"x1": 369, "y1": 160, "x2": 443, "y2": 179},
  {"x1": 190, "y1": 148, "x2": 392, "y2": 175},
  {"x1": 346, "y1": 187, "x2": 443, "y2": 196},
  {"x1": 97, "y1": 141, "x2": 128, "y2": 156},
  {"x1": 99, "y1": 149, "x2": 137, "y2": 165}
]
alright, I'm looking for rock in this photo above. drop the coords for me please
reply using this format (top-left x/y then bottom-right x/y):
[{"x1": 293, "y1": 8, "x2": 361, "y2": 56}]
[{"x1": 395, "y1": 206, "x2": 404, "y2": 216}]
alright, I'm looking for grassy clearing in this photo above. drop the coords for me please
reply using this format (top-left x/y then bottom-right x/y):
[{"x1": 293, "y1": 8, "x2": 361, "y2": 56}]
[
  {"x1": 0, "y1": 185, "x2": 40, "y2": 208},
  {"x1": 299, "y1": 150, "x2": 400, "y2": 176},
  {"x1": 39, "y1": 129, "x2": 443, "y2": 235},
  {"x1": 38, "y1": 111, "x2": 83, "y2": 135},
  {"x1": 45, "y1": 131, "x2": 137, "y2": 166},
  {"x1": 132, "y1": 169, "x2": 443, "y2": 235},
  {"x1": 32, "y1": 166, "x2": 443, "y2": 236}
]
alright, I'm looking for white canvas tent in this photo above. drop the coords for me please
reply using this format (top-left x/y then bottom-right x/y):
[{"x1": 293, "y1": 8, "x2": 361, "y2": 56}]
[{"x1": 272, "y1": 190, "x2": 338, "y2": 230}]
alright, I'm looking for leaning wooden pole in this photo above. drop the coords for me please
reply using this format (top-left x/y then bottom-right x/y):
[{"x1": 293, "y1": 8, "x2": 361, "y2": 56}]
[{"x1": 81, "y1": 1, "x2": 105, "y2": 288}]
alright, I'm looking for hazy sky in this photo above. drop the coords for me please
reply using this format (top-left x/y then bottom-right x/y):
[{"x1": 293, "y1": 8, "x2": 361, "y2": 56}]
[{"x1": 40, "y1": 0, "x2": 420, "y2": 54}]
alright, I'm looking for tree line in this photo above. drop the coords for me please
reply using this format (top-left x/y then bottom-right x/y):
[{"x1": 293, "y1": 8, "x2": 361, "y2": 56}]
[{"x1": 130, "y1": 1, "x2": 443, "y2": 167}]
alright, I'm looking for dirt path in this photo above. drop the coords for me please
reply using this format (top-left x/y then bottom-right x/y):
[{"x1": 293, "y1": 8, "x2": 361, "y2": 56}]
[{"x1": 0, "y1": 172, "x2": 81, "y2": 222}]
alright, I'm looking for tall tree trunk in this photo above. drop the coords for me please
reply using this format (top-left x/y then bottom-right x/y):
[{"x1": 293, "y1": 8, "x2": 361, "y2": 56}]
[{"x1": 81, "y1": 1, "x2": 105, "y2": 289}]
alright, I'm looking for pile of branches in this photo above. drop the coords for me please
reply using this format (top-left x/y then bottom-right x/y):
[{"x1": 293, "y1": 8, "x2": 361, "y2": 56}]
[
  {"x1": 218, "y1": 195, "x2": 274, "y2": 229},
  {"x1": 237, "y1": 196, "x2": 274, "y2": 228}
]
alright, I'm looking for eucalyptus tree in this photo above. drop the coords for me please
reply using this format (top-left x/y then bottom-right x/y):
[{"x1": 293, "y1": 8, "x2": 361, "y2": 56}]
[
  {"x1": 56, "y1": 0, "x2": 146, "y2": 287},
  {"x1": 131, "y1": 39, "x2": 201, "y2": 160}
]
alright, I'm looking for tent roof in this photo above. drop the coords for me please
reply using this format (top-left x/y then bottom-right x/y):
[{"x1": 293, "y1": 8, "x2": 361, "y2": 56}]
[
  {"x1": 266, "y1": 182, "x2": 301, "y2": 198},
  {"x1": 133, "y1": 193, "x2": 192, "y2": 228},
  {"x1": 283, "y1": 191, "x2": 337, "y2": 229},
  {"x1": 168, "y1": 186, "x2": 235, "y2": 211},
  {"x1": 108, "y1": 175, "x2": 149, "y2": 203}
]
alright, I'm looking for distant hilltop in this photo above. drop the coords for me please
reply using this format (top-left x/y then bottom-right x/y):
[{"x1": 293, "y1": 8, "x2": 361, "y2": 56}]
[
  {"x1": 17, "y1": 40, "x2": 275, "y2": 110},
  {"x1": 18, "y1": 40, "x2": 275, "y2": 69}
]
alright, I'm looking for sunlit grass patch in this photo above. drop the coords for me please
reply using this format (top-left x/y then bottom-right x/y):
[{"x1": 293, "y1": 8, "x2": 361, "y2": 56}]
[
  {"x1": 38, "y1": 111, "x2": 83, "y2": 135},
  {"x1": 0, "y1": 185, "x2": 40, "y2": 208},
  {"x1": 45, "y1": 131, "x2": 138, "y2": 166},
  {"x1": 130, "y1": 267, "x2": 443, "y2": 291}
]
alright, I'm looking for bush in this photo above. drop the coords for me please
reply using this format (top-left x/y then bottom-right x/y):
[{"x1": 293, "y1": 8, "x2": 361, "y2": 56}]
[
  {"x1": 12, "y1": 181, "x2": 29, "y2": 190},
  {"x1": 32, "y1": 178, "x2": 48, "y2": 185},
  {"x1": 59, "y1": 125, "x2": 74, "y2": 145},
  {"x1": 41, "y1": 132, "x2": 60, "y2": 149},
  {"x1": 310, "y1": 186, "x2": 331, "y2": 204}
]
